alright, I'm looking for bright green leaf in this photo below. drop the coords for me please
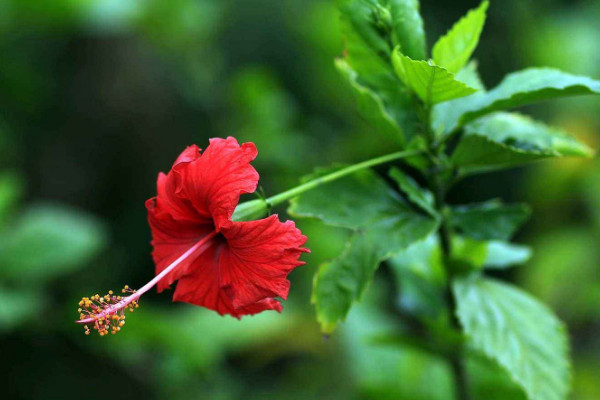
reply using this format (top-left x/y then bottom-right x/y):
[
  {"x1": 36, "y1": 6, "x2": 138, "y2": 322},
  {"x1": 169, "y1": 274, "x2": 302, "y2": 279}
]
[
  {"x1": 392, "y1": 48, "x2": 477, "y2": 104},
  {"x1": 0, "y1": 203, "x2": 108, "y2": 283},
  {"x1": 432, "y1": 1, "x2": 489, "y2": 73},
  {"x1": 452, "y1": 135, "x2": 550, "y2": 173},
  {"x1": 454, "y1": 275, "x2": 570, "y2": 400},
  {"x1": 450, "y1": 200, "x2": 531, "y2": 241},
  {"x1": 484, "y1": 240, "x2": 531, "y2": 269},
  {"x1": 451, "y1": 236, "x2": 488, "y2": 269},
  {"x1": 453, "y1": 60, "x2": 486, "y2": 90},
  {"x1": 452, "y1": 113, "x2": 593, "y2": 173},
  {"x1": 434, "y1": 68, "x2": 600, "y2": 134},
  {"x1": 290, "y1": 168, "x2": 438, "y2": 332},
  {"x1": 465, "y1": 112, "x2": 593, "y2": 157},
  {"x1": 389, "y1": 167, "x2": 437, "y2": 216},
  {"x1": 433, "y1": 61, "x2": 486, "y2": 135},
  {"x1": 451, "y1": 236, "x2": 531, "y2": 270}
]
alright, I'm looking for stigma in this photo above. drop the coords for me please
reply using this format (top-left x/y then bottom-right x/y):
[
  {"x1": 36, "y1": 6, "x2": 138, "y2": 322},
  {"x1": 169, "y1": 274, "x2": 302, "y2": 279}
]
[{"x1": 77, "y1": 286, "x2": 139, "y2": 336}]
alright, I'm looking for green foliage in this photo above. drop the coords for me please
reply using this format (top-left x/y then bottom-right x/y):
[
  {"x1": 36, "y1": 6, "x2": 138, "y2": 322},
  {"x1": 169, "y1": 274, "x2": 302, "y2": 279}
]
[
  {"x1": 432, "y1": 1, "x2": 489, "y2": 73},
  {"x1": 450, "y1": 200, "x2": 531, "y2": 241},
  {"x1": 392, "y1": 48, "x2": 478, "y2": 104},
  {"x1": 0, "y1": 203, "x2": 108, "y2": 283},
  {"x1": 337, "y1": 0, "x2": 424, "y2": 143},
  {"x1": 454, "y1": 275, "x2": 570, "y2": 400},
  {"x1": 452, "y1": 113, "x2": 593, "y2": 173},
  {"x1": 289, "y1": 168, "x2": 438, "y2": 332},
  {"x1": 389, "y1": 167, "x2": 437, "y2": 217},
  {"x1": 342, "y1": 291, "x2": 454, "y2": 400},
  {"x1": 434, "y1": 68, "x2": 600, "y2": 135},
  {"x1": 0, "y1": 286, "x2": 42, "y2": 331},
  {"x1": 0, "y1": 171, "x2": 22, "y2": 226},
  {"x1": 386, "y1": 0, "x2": 427, "y2": 60},
  {"x1": 3, "y1": 0, "x2": 600, "y2": 399},
  {"x1": 291, "y1": 2, "x2": 598, "y2": 396},
  {"x1": 335, "y1": 59, "x2": 404, "y2": 144},
  {"x1": 450, "y1": 236, "x2": 531, "y2": 270},
  {"x1": 482, "y1": 240, "x2": 532, "y2": 269},
  {"x1": 387, "y1": 234, "x2": 447, "y2": 319}
]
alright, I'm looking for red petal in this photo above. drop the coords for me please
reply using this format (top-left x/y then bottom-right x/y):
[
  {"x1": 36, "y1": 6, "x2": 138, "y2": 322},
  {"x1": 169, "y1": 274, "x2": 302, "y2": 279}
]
[
  {"x1": 171, "y1": 241, "x2": 280, "y2": 318},
  {"x1": 219, "y1": 215, "x2": 309, "y2": 308},
  {"x1": 176, "y1": 137, "x2": 259, "y2": 230},
  {"x1": 146, "y1": 145, "x2": 214, "y2": 291},
  {"x1": 172, "y1": 215, "x2": 308, "y2": 318},
  {"x1": 232, "y1": 298, "x2": 283, "y2": 318},
  {"x1": 146, "y1": 199, "x2": 214, "y2": 292}
]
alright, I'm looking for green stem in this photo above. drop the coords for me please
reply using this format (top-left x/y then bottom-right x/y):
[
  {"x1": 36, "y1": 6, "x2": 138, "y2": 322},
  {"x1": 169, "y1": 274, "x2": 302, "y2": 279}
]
[
  {"x1": 423, "y1": 104, "x2": 470, "y2": 400},
  {"x1": 432, "y1": 172, "x2": 469, "y2": 400},
  {"x1": 232, "y1": 148, "x2": 423, "y2": 222},
  {"x1": 265, "y1": 149, "x2": 422, "y2": 207}
]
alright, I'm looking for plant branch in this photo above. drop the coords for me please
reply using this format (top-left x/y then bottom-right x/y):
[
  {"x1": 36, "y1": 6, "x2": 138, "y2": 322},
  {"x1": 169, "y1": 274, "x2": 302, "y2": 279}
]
[
  {"x1": 424, "y1": 104, "x2": 470, "y2": 400},
  {"x1": 266, "y1": 148, "x2": 423, "y2": 207}
]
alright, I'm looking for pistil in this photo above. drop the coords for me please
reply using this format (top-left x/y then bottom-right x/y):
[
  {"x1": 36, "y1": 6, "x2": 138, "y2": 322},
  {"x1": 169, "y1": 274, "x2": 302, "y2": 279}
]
[{"x1": 76, "y1": 231, "x2": 218, "y2": 336}]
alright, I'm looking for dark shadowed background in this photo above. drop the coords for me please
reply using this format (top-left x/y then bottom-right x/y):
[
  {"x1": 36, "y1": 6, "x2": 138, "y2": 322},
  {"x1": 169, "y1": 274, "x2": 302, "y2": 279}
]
[{"x1": 0, "y1": 0, "x2": 599, "y2": 399}]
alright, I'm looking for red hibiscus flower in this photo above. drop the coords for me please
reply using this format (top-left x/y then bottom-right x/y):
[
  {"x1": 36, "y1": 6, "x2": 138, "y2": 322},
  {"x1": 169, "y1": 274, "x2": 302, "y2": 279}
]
[{"x1": 76, "y1": 137, "x2": 308, "y2": 336}]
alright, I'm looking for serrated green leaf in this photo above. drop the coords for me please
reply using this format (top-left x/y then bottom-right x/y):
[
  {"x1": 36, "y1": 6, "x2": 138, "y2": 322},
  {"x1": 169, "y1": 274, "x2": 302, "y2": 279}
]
[
  {"x1": 290, "y1": 168, "x2": 438, "y2": 332},
  {"x1": 450, "y1": 200, "x2": 531, "y2": 241},
  {"x1": 434, "y1": 68, "x2": 600, "y2": 134},
  {"x1": 392, "y1": 48, "x2": 477, "y2": 104},
  {"x1": 455, "y1": 60, "x2": 486, "y2": 90},
  {"x1": 467, "y1": 355, "x2": 528, "y2": 400},
  {"x1": 335, "y1": 59, "x2": 404, "y2": 144},
  {"x1": 0, "y1": 203, "x2": 108, "y2": 283},
  {"x1": 389, "y1": 167, "x2": 437, "y2": 216},
  {"x1": 454, "y1": 275, "x2": 570, "y2": 400},
  {"x1": 433, "y1": 61, "x2": 486, "y2": 135},
  {"x1": 451, "y1": 113, "x2": 594, "y2": 173},
  {"x1": 465, "y1": 112, "x2": 594, "y2": 157},
  {"x1": 432, "y1": 1, "x2": 489, "y2": 73},
  {"x1": 452, "y1": 134, "x2": 549, "y2": 173},
  {"x1": 311, "y1": 233, "x2": 380, "y2": 334},
  {"x1": 313, "y1": 212, "x2": 437, "y2": 333}
]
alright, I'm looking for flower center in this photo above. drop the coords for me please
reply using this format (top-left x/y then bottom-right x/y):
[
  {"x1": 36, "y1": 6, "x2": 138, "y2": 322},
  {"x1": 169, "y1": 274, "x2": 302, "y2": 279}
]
[{"x1": 76, "y1": 231, "x2": 218, "y2": 336}]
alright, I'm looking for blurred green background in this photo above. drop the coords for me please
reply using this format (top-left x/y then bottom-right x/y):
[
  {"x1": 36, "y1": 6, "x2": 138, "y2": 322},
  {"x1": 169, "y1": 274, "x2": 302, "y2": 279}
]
[{"x1": 0, "y1": 0, "x2": 598, "y2": 399}]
